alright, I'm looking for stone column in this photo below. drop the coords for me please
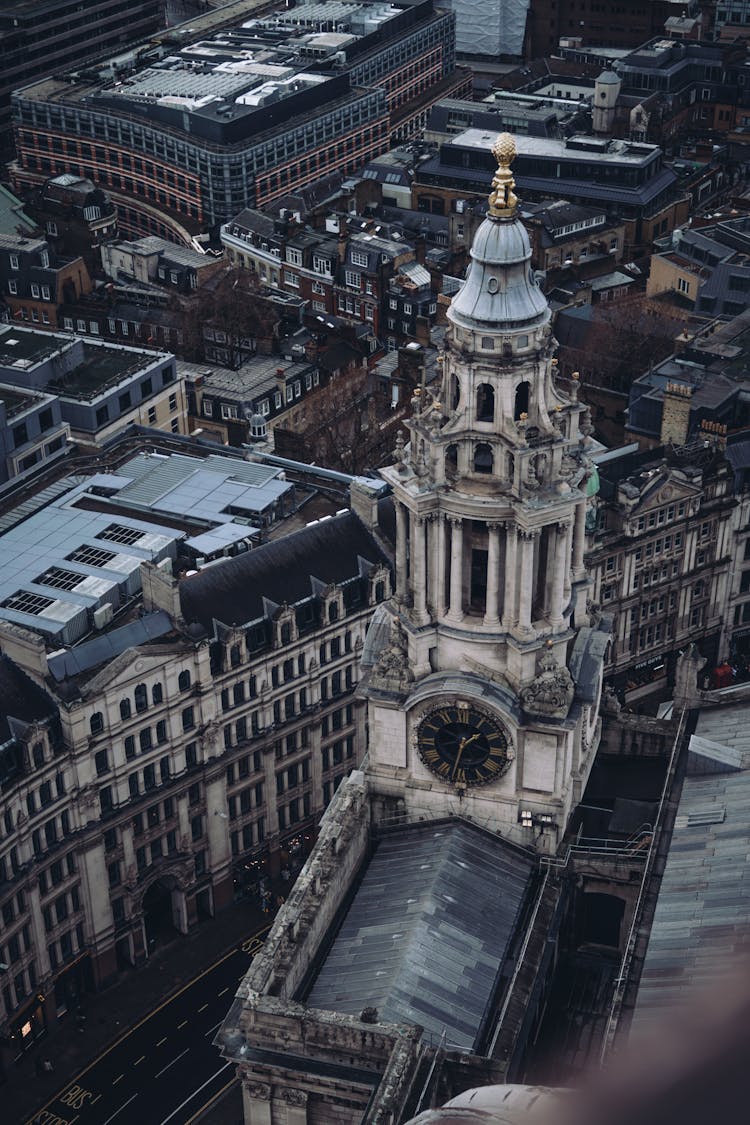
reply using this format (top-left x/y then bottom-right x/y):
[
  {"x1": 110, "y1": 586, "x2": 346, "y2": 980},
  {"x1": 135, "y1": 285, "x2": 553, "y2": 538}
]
[
  {"x1": 447, "y1": 516, "x2": 464, "y2": 620},
  {"x1": 561, "y1": 519, "x2": 573, "y2": 606},
  {"x1": 549, "y1": 521, "x2": 571, "y2": 626},
  {"x1": 572, "y1": 500, "x2": 586, "y2": 579},
  {"x1": 502, "y1": 523, "x2": 519, "y2": 632},
  {"x1": 242, "y1": 1080, "x2": 272, "y2": 1125},
  {"x1": 412, "y1": 515, "x2": 428, "y2": 623},
  {"x1": 430, "y1": 513, "x2": 445, "y2": 617},
  {"x1": 516, "y1": 529, "x2": 538, "y2": 635},
  {"x1": 278, "y1": 1088, "x2": 308, "y2": 1125},
  {"x1": 395, "y1": 501, "x2": 408, "y2": 601},
  {"x1": 484, "y1": 522, "x2": 501, "y2": 626}
]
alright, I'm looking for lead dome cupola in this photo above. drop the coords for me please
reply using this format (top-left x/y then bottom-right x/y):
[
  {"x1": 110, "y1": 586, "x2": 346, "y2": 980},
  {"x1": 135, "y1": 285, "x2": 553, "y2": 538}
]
[{"x1": 448, "y1": 133, "x2": 549, "y2": 334}]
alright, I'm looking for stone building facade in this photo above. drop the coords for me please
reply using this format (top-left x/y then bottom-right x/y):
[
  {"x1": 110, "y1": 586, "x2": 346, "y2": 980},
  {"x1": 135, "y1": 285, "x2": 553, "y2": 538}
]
[
  {"x1": 0, "y1": 470, "x2": 392, "y2": 1057},
  {"x1": 586, "y1": 438, "x2": 746, "y2": 701}
]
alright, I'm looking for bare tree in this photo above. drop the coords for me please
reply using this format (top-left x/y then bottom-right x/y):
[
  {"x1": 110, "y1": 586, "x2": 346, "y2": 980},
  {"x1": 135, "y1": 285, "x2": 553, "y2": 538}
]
[
  {"x1": 558, "y1": 297, "x2": 682, "y2": 394},
  {"x1": 275, "y1": 366, "x2": 404, "y2": 473}
]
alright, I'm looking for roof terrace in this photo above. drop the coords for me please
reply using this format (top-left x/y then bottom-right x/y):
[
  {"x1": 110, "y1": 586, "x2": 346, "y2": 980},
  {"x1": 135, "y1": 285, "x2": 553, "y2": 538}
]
[
  {"x1": 0, "y1": 384, "x2": 38, "y2": 418},
  {"x1": 44, "y1": 343, "x2": 166, "y2": 402}
]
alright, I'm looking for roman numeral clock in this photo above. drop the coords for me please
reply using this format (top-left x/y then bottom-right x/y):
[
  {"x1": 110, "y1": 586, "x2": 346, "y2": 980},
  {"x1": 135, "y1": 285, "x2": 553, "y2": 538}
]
[{"x1": 416, "y1": 703, "x2": 513, "y2": 787}]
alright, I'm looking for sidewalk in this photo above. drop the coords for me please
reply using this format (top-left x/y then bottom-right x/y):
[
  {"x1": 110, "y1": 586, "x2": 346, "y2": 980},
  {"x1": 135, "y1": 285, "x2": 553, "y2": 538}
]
[{"x1": 6, "y1": 884, "x2": 284, "y2": 1125}]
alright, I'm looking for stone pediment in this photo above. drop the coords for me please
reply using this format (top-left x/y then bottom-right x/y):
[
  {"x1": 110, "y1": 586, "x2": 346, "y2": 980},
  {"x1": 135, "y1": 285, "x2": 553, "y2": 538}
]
[
  {"x1": 81, "y1": 646, "x2": 187, "y2": 698},
  {"x1": 621, "y1": 467, "x2": 701, "y2": 515}
]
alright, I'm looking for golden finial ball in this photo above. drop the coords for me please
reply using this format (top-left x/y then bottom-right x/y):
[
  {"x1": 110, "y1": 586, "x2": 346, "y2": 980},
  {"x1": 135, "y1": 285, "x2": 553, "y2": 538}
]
[{"x1": 492, "y1": 132, "x2": 516, "y2": 168}]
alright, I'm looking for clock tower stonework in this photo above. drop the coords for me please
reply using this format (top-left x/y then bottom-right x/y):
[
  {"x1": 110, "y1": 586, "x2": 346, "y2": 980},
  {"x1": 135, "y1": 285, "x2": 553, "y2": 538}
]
[{"x1": 362, "y1": 135, "x2": 609, "y2": 853}]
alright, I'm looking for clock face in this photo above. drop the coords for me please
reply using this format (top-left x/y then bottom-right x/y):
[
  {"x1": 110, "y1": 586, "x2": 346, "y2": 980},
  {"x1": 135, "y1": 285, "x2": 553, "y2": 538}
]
[{"x1": 416, "y1": 702, "x2": 512, "y2": 787}]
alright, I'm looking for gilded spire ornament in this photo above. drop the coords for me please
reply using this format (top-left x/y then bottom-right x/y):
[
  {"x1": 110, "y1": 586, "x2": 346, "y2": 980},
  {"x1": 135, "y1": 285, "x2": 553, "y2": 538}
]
[{"x1": 488, "y1": 132, "x2": 518, "y2": 218}]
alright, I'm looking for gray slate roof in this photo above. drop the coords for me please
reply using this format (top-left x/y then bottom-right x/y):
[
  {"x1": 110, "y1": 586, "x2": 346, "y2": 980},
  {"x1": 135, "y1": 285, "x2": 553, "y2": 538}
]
[
  {"x1": 631, "y1": 703, "x2": 750, "y2": 1036},
  {"x1": 179, "y1": 510, "x2": 390, "y2": 631},
  {"x1": 307, "y1": 821, "x2": 535, "y2": 1050}
]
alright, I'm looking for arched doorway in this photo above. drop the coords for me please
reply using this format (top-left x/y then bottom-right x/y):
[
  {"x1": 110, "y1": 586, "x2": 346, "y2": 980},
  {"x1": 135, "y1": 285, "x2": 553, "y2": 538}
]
[{"x1": 143, "y1": 878, "x2": 179, "y2": 949}]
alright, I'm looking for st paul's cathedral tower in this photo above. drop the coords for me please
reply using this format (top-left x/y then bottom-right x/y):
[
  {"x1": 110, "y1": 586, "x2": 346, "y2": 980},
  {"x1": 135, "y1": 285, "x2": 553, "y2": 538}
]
[{"x1": 363, "y1": 134, "x2": 609, "y2": 853}]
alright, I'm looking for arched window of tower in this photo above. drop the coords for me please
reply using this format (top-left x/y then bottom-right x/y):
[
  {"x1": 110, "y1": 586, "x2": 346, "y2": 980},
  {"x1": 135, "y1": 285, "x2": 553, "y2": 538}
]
[
  {"x1": 507, "y1": 451, "x2": 515, "y2": 482},
  {"x1": 450, "y1": 374, "x2": 460, "y2": 411},
  {"x1": 476, "y1": 383, "x2": 495, "y2": 423},
  {"x1": 445, "y1": 444, "x2": 458, "y2": 478},
  {"x1": 514, "y1": 381, "x2": 530, "y2": 420},
  {"x1": 474, "y1": 443, "x2": 493, "y2": 474}
]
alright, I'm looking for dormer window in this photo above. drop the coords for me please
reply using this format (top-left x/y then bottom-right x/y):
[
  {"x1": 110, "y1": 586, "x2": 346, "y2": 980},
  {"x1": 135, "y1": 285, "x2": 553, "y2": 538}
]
[{"x1": 40, "y1": 250, "x2": 49, "y2": 268}]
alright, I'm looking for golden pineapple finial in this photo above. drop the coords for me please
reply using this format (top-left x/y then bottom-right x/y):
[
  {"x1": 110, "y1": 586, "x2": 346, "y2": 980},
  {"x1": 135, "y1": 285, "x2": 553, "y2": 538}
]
[{"x1": 488, "y1": 132, "x2": 518, "y2": 218}]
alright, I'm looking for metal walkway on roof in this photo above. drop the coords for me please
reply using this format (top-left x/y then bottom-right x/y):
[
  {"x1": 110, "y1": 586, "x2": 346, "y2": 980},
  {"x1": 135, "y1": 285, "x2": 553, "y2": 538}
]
[{"x1": 0, "y1": 475, "x2": 87, "y2": 535}]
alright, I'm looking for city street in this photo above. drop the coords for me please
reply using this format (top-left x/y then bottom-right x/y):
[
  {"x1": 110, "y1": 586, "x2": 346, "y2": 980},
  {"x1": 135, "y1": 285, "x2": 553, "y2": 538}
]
[{"x1": 27, "y1": 924, "x2": 270, "y2": 1125}]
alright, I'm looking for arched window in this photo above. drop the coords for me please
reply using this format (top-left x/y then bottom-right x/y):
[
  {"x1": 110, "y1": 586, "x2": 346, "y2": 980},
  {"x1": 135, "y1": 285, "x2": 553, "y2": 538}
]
[
  {"x1": 507, "y1": 452, "x2": 515, "y2": 481},
  {"x1": 474, "y1": 443, "x2": 493, "y2": 474},
  {"x1": 445, "y1": 444, "x2": 458, "y2": 477},
  {"x1": 120, "y1": 699, "x2": 131, "y2": 720},
  {"x1": 90, "y1": 712, "x2": 104, "y2": 735},
  {"x1": 230, "y1": 643, "x2": 242, "y2": 666},
  {"x1": 450, "y1": 374, "x2": 460, "y2": 410},
  {"x1": 476, "y1": 383, "x2": 494, "y2": 422},
  {"x1": 514, "y1": 381, "x2": 529, "y2": 420},
  {"x1": 328, "y1": 602, "x2": 339, "y2": 623},
  {"x1": 134, "y1": 684, "x2": 148, "y2": 713},
  {"x1": 178, "y1": 670, "x2": 191, "y2": 692},
  {"x1": 375, "y1": 581, "x2": 385, "y2": 603},
  {"x1": 152, "y1": 683, "x2": 163, "y2": 705}
]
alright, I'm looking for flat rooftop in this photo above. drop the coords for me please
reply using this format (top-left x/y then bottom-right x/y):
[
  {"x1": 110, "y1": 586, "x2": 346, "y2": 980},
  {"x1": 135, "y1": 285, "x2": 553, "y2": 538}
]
[
  {"x1": 0, "y1": 327, "x2": 167, "y2": 402},
  {"x1": 0, "y1": 383, "x2": 39, "y2": 417},
  {"x1": 45, "y1": 344, "x2": 160, "y2": 401},
  {"x1": 0, "y1": 326, "x2": 63, "y2": 368},
  {"x1": 307, "y1": 820, "x2": 535, "y2": 1050},
  {"x1": 450, "y1": 129, "x2": 662, "y2": 165}
]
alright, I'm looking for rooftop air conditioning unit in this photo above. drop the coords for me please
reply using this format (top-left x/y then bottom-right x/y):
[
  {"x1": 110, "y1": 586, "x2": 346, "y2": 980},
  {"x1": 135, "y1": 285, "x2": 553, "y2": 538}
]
[{"x1": 93, "y1": 604, "x2": 114, "y2": 630}]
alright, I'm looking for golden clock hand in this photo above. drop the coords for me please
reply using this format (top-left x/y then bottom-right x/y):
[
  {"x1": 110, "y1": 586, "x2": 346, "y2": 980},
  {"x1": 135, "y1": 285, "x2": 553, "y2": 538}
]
[{"x1": 452, "y1": 736, "x2": 467, "y2": 780}]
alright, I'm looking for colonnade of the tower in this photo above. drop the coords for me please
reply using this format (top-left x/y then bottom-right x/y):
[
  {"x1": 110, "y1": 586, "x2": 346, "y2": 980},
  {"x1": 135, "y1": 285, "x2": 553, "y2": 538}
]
[{"x1": 393, "y1": 499, "x2": 588, "y2": 636}]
